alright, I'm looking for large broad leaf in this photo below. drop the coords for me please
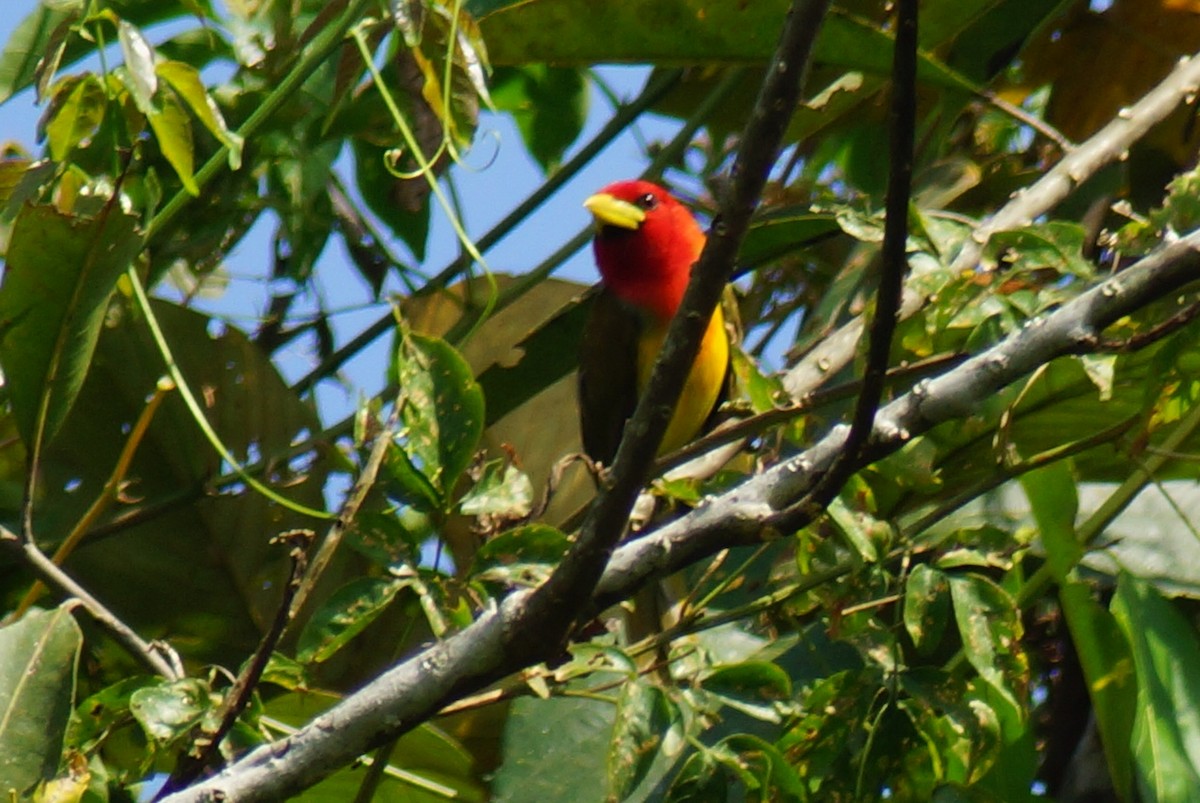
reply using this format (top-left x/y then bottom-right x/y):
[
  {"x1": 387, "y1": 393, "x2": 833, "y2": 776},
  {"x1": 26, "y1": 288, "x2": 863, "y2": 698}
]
[
  {"x1": 0, "y1": 202, "x2": 142, "y2": 452},
  {"x1": 0, "y1": 299, "x2": 334, "y2": 667},
  {"x1": 477, "y1": 1, "x2": 986, "y2": 91},
  {"x1": 1022, "y1": 464, "x2": 1135, "y2": 799},
  {"x1": 491, "y1": 693, "x2": 615, "y2": 803},
  {"x1": 0, "y1": 603, "x2": 82, "y2": 796},
  {"x1": 948, "y1": 573, "x2": 1028, "y2": 712},
  {"x1": 1112, "y1": 573, "x2": 1200, "y2": 803},
  {"x1": 490, "y1": 65, "x2": 588, "y2": 174}
]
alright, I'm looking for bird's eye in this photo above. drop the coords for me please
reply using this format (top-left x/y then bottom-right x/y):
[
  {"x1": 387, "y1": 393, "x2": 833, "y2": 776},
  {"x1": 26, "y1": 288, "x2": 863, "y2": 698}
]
[{"x1": 635, "y1": 192, "x2": 658, "y2": 210}]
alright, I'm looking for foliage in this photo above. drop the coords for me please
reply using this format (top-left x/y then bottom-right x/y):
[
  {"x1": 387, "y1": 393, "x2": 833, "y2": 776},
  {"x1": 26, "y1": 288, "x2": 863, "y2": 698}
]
[{"x1": 1, "y1": 0, "x2": 1200, "y2": 800}]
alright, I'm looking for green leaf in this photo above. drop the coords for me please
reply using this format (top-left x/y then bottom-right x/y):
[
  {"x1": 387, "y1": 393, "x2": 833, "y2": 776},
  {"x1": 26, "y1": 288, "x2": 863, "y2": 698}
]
[
  {"x1": 117, "y1": 20, "x2": 157, "y2": 114},
  {"x1": 0, "y1": 5, "x2": 74, "y2": 105},
  {"x1": 826, "y1": 496, "x2": 882, "y2": 562},
  {"x1": 0, "y1": 1, "x2": 216, "y2": 105},
  {"x1": 701, "y1": 660, "x2": 793, "y2": 722},
  {"x1": 712, "y1": 734, "x2": 807, "y2": 801},
  {"x1": 490, "y1": 65, "x2": 588, "y2": 173},
  {"x1": 42, "y1": 74, "x2": 107, "y2": 162},
  {"x1": 1112, "y1": 573, "x2": 1200, "y2": 802},
  {"x1": 904, "y1": 564, "x2": 950, "y2": 654},
  {"x1": 354, "y1": 139, "x2": 431, "y2": 262},
  {"x1": 146, "y1": 88, "x2": 198, "y2": 195},
  {"x1": 979, "y1": 222, "x2": 1094, "y2": 278},
  {"x1": 0, "y1": 202, "x2": 142, "y2": 451},
  {"x1": 1059, "y1": 581, "x2": 1135, "y2": 799},
  {"x1": 296, "y1": 576, "x2": 405, "y2": 664},
  {"x1": 948, "y1": 573, "x2": 1027, "y2": 712},
  {"x1": 608, "y1": 682, "x2": 680, "y2": 801},
  {"x1": 346, "y1": 509, "x2": 422, "y2": 568},
  {"x1": 390, "y1": 331, "x2": 485, "y2": 508},
  {"x1": 155, "y1": 60, "x2": 243, "y2": 169},
  {"x1": 469, "y1": 524, "x2": 569, "y2": 591},
  {"x1": 739, "y1": 208, "x2": 842, "y2": 267},
  {"x1": 459, "y1": 459, "x2": 533, "y2": 518},
  {"x1": 129, "y1": 678, "x2": 214, "y2": 744},
  {"x1": 1020, "y1": 462, "x2": 1081, "y2": 580},
  {"x1": 0, "y1": 604, "x2": 82, "y2": 797},
  {"x1": 492, "y1": 693, "x2": 615, "y2": 803},
  {"x1": 65, "y1": 676, "x2": 154, "y2": 754}
]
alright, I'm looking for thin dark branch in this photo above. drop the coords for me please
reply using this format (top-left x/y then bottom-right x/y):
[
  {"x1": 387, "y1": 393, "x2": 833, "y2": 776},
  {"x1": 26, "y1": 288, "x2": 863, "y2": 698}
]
[
  {"x1": 161, "y1": 529, "x2": 315, "y2": 794},
  {"x1": 506, "y1": 0, "x2": 833, "y2": 661},
  {"x1": 653, "y1": 352, "x2": 964, "y2": 474},
  {"x1": 775, "y1": 0, "x2": 918, "y2": 528},
  {"x1": 285, "y1": 393, "x2": 401, "y2": 629}
]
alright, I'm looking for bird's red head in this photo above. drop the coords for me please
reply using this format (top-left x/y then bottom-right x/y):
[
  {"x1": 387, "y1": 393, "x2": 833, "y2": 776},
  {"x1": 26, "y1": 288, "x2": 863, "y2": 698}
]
[{"x1": 583, "y1": 180, "x2": 705, "y2": 322}]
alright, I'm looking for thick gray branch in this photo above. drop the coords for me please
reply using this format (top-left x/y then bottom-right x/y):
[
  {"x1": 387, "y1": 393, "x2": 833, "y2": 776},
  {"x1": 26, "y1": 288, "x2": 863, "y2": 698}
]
[
  {"x1": 164, "y1": 228, "x2": 1200, "y2": 803},
  {"x1": 595, "y1": 231, "x2": 1200, "y2": 605}
]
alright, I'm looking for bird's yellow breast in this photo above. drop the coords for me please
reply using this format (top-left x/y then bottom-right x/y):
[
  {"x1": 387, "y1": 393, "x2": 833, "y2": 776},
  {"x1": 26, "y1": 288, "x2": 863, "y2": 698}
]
[{"x1": 636, "y1": 306, "x2": 729, "y2": 455}]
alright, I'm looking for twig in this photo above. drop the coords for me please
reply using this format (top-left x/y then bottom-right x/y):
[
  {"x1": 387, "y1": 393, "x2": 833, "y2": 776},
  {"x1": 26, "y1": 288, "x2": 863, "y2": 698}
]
[
  {"x1": 1089, "y1": 297, "x2": 1200, "y2": 352},
  {"x1": 13, "y1": 377, "x2": 174, "y2": 617},
  {"x1": 979, "y1": 88, "x2": 1074, "y2": 152},
  {"x1": 0, "y1": 528, "x2": 182, "y2": 680},
  {"x1": 158, "y1": 1, "x2": 832, "y2": 798},
  {"x1": 655, "y1": 352, "x2": 964, "y2": 474},
  {"x1": 284, "y1": 390, "x2": 403, "y2": 630},
  {"x1": 160, "y1": 529, "x2": 316, "y2": 794},
  {"x1": 774, "y1": 0, "x2": 918, "y2": 528}
]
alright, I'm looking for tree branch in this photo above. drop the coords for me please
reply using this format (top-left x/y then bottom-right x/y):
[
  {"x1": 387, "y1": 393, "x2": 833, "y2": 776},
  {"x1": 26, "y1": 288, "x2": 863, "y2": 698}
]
[
  {"x1": 593, "y1": 231, "x2": 1200, "y2": 609},
  {"x1": 951, "y1": 48, "x2": 1200, "y2": 271},
  {"x1": 777, "y1": 0, "x2": 917, "y2": 524},
  {"x1": 0, "y1": 529, "x2": 182, "y2": 680},
  {"x1": 160, "y1": 0, "x2": 831, "y2": 797}
]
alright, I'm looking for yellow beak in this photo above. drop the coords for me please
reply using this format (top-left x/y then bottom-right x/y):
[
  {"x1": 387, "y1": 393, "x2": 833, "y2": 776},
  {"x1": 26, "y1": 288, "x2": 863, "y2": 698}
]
[{"x1": 583, "y1": 192, "x2": 646, "y2": 230}]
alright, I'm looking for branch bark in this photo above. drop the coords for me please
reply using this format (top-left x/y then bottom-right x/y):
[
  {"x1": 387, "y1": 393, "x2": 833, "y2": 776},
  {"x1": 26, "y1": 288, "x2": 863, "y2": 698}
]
[
  {"x1": 162, "y1": 224, "x2": 1200, "y2": 803},
  {"x1": 594, "y1": 231, "x2": 1200, "y2": 608},
  {"x1": 161, "y1": 0, "x2": 832, "y2": 798}
]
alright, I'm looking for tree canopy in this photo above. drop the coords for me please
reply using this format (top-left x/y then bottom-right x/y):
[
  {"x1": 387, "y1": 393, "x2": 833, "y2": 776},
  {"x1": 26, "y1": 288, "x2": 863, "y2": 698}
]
[{"x1": 3, "y1": 0, "x2": 1200, "y2": 800}]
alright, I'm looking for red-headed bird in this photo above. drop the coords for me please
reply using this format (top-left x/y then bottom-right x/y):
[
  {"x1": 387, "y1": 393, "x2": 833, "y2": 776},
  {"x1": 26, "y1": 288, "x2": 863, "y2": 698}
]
[{"x1": 579, "y1": 180, "x2": 733, "y2": 464}]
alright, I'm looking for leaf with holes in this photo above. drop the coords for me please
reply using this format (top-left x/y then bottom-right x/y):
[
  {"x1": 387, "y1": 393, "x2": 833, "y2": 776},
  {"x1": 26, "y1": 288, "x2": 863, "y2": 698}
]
[
  {"x1": 949, "y1": 573, "x2": 1028, "y2": 713},
  {"x1": 608, "y1": 682, "x2": 681, "y2": 801},
  {"x1": 296, "y1": 576, "x2": 406, "y2": 664},
  {"x1": 0, "y1": 202, "x2": 142, "y2": 452},
  {"x1": 389, "y1": 331, "x2": 485, "y2": 510}
]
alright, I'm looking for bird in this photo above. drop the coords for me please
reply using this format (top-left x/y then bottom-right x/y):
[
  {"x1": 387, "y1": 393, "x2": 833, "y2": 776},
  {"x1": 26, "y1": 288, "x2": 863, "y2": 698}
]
[{"x1": 578, "y1": 179, "x2": 733, "y2": 466}]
